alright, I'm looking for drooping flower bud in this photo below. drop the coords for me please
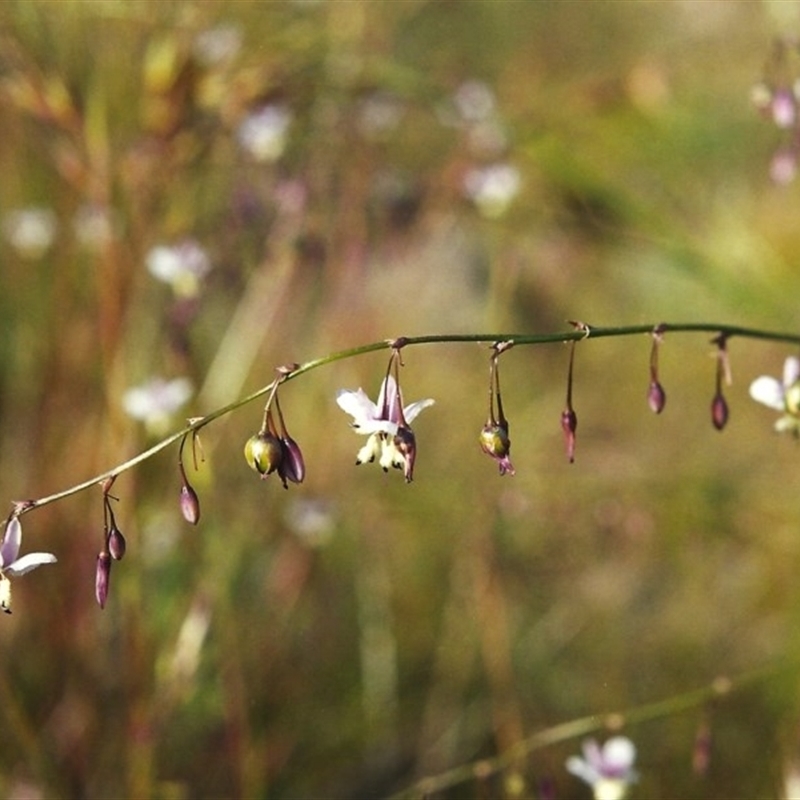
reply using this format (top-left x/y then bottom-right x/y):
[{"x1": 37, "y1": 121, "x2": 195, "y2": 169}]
[
  {"x1": 108, "y1": 526, "x2": 126, "y2": 560},
  {"x1": 711, "y1": 392, "x2": 729, "y2": 431},
  {"x1": 393, "y1": 426, "x2": 417, "y2": 483},
  {"x1": 278, "y1": 435, "x2": 306, "y2": 487},
  {"x1": 180, "y1": 482, "x2": 201, "y2": 524},
  {"x1": 244, "y1": 432, "x2": 283, "y2": 477},
  {"x1": 95, "y1": 551, "x2": 111, "y2": 609},
  {"x1": 479, "y1": 423, "x2": 515, "y2": 476},
  {"x1": 561, "y1": 407, "x2": 578, "y2": 463},
  {"x1": 648, "y1": 380, "x2": 666, "y2": 414}
]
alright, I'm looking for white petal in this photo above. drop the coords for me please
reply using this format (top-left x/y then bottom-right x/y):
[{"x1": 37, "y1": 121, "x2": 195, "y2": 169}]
[
  {"x1": 0, "y1": 517, "x2": 21, "y2": 568},
  {"x1": 336, "y1": 388, "x2": 378, "y2": 427},
  {"x1": 566, "y1": 756, "x2": 599, "y2": 785},
  {"x1": 5, "y1": 552, "x2": 57, "y2": 576},
  {"x1": 403, "y1": 397, "x2": 435, "y2": 424},
  {"x1": 602, "y1": 737, "x2": 636, "y2": 772},
  {"x1": 785, "y1": 357, "x2": 800, "y2": 388},
  {"x1": 749, "y1": 376, "x2": 786, "y2": 410}
]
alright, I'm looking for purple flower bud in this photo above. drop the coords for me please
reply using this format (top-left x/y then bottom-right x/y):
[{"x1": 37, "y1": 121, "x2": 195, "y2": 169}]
[
  {"x1": 393, "y1": 426, "x2": 417, "y2": 483},
  {"x1": 711, "y1": 392, "x2": 729, "y2": 431},
  {"x1": 648, "y1": 380, "x2": 666, "y2": 414},
  {"x1": 180, "y1": 482, "x2": 201, "y2": 524},
  {"x1": 108, "y1": 526, "x2": 126, "y2": 560},
  {"x1": 561, "y1": 407, "x2": 578, "y2": 463},
  {"x1": 95, "y1": 551, "x2": 111, "y2": 609},
  {"x1": 278, "y1": 435, "x2": 306, "y2": 487}
]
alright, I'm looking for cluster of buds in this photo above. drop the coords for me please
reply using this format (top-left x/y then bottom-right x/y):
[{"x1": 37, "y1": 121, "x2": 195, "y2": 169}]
[
  {"x1": 752, "y1": 37, "x2": 800, "y2": 184},
  {"x1": 336, "y1": 343, "x2": 434, "y2": 483},
  {"x1": 95, "y1": 477, "x2": 126, "y2": 610},
  {"x1": 244, "y1": 367, "x2": 305, "y2": 488},
  {"x1": 478, "y1": 341, "x2": 515, "y2": 476}
]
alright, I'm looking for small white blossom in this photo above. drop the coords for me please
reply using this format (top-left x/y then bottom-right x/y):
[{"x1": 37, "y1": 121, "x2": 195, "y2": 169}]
[
  {"x1": 236, "y1": 105, "x2": 292, "y2": 162},
  {"x1": 193, "y1": 24, "x2": 242, "y2": 67},
  {"x1": 0, "y1": 517, "x2": 57, "y2": 614},
  {"x1": 123, "y1": 377, "x2": 193, "y2": 436},
  {"x1": 336, "y1": 375, "x2": 434, "y2": 482},
  {"x1": 750, "y1": 356, "x2": 800, "y2": 433},
  {"x1": 463, "y1": 163, "x2": 521, "y2": 218},
  {"x1": 146, "y1": 239, "x2": 211, "y2": 297},
  {"x1": 2, "y1": 207, "x2": 57, "y2": 259},
  {"x1": 566, "y1": 736, "x2": 637, "y2": 800}
]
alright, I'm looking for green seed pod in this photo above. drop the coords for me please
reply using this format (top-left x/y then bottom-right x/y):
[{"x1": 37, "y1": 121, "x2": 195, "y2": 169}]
[{"x1": 244, "y1": 432, "x2": 283, "y2": 477}]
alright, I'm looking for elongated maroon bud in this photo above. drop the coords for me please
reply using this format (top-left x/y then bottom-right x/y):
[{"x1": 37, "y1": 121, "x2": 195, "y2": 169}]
[
  {"x1": 108, "y1": 526, "x2": 126, "y2": 560},
  {"x1": 95, "y1": 551, "x2": 111, "y2": 609},
  {"x1": 561, "y1": 407, "x2": 578, "y2": 463},
  {"x1": 711, "y1": 392, "x2": 729, "y2": 431},
  {"x1": 278, "y1": 436, "x2": 305, "y2": 486},
  {"x1": 648, "y1": 380, "x2": 666, "y2": 414}
]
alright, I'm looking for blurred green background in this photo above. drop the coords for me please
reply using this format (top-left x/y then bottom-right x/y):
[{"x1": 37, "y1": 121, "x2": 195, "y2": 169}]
[{"x1": 2, "y1": 1, "x2": 800, "y2": 798}]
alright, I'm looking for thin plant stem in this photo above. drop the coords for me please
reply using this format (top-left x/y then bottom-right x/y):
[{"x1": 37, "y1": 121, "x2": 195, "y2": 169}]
[{"x1": 12, "y1": 321, "x2": 800, "y2": 517}]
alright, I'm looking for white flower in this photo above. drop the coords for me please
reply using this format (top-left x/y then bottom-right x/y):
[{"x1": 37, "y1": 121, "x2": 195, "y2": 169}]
[
  {"x1": 236, "y1": 105, "x2": 292, "y2": 162},
  {"x1": 749, "y1": 356, "x2": 800, "y2": 433},
  {"x1": 146, "y1": 239, "x2": 211, "y2": 297},
  {"x1": 463, "y1": 163, "x2": 521, "y2": 218},
  {"x1": 123, "y1": 377, "x2": 193, "y2": 436},
  {"x1": 0, "y1": 517, "x2": 57, "y2": 614},
  {"x1": 336, "y1": 375, "x2": 434, "y2": 482},
  {"x1": 566, "y1": 736, "x2": 637, "y2": 800},
  {"x1": 2, "y1": 207, "x2": 57, "y2": 259}
]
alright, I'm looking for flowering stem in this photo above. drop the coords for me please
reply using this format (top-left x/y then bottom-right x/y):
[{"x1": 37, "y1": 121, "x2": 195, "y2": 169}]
[
  {"x1": 388, "y1": 658, "x2": 799, "y2": 800},
  {"x1": 13, "y1": 321, "x2": 800, "y2": 516}
]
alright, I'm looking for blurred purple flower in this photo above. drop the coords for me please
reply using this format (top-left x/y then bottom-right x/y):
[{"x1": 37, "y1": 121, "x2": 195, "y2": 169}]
[
  {"x1": 0, "y1": 517, "x2": 57, "y2": 614},
  {"x1": 770, "y1": 148, "x2": 798, "y2": 184},
  {"x1": 566, "y1": 736, "x2": 637, "y2": 800}
]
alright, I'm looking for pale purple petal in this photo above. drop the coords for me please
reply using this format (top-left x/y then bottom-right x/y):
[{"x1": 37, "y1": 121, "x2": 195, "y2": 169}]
[
  {"x1": 0, "y1": 518, "x2": 21, "y2": 568},
  {"x1": 5, "y1": 552, "x2": 57, "y2": 576},
  {"x1": 750, "y1": 376, "x2": 786, "y2": 410},
  {"x1": 784, "y1": 357, "x2": 800, "y2": 388},
  {"x1": 377, "y1": 376, "x2": 402, "y2": 424}
]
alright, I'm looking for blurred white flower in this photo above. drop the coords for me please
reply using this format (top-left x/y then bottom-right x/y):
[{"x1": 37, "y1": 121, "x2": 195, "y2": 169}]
[
  {"x1": 0, "y1": 517, "x2": 57, "y2": 614},
  {"x1": 566, "y1": 736, "x2": 637, "y2": 800},
  {"x1": 123, "y1": 377, "x2": 193, "y2": 436},
  {"x1": 236, "y1": 104, "x2": 292, "y2": 162},
  {"x1": 463, "y1": 163, "x2": 521, "y2": 218},
  {"x1": 750, "y1": 355, "x2": 800, "y2": 434},
  {"x1": 193, "y1": 24, "x2": 242, "y2": 67},
  {"x1": 2, "y1": 207, "x2": 57, "y2": 259},
  {"x1": 358, "y1": 92, "x2": 405, "y2": 137},
  {"x1": 73, "y1": 204, "x2": 117, "y2": 250},
  {"x1": 146, "y1": 239, "x2": 211, "y2": 297},
  {"x1": 454, "y1": 80, "x2": 496, "y2": 122}
]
